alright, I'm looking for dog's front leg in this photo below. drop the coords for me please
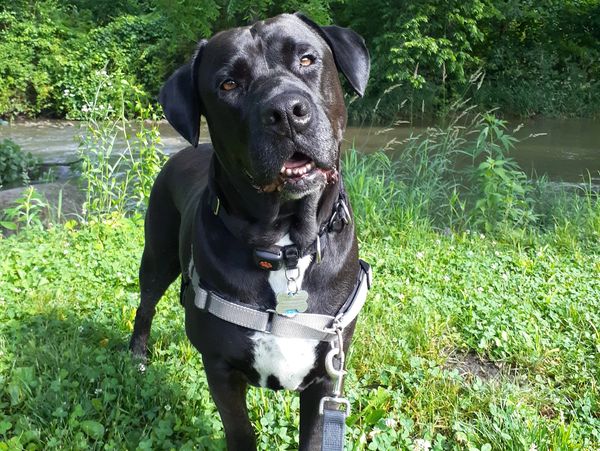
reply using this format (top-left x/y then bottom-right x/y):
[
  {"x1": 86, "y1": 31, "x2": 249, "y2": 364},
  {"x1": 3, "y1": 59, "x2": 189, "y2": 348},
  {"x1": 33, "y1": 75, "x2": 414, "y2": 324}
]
[
  {"x1": 204, "y1": 358, "x2": 256, "y2": 450},
  {"x1": 298, "y1": 379, "x2": 336, "y2": 451}
]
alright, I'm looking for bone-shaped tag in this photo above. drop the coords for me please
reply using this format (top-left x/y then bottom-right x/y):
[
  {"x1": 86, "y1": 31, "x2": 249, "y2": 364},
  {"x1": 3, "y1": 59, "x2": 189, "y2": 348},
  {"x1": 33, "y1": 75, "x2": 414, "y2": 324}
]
[{"x1": 276, "y1": 290, "x2": 309, "y2": 314}]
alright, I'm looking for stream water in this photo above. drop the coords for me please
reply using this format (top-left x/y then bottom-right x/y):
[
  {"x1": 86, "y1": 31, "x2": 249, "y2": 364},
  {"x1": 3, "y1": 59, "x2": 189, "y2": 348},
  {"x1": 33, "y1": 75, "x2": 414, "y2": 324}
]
[{"x1": 1, "y1": 117, "x2": 599, "y2": 186}]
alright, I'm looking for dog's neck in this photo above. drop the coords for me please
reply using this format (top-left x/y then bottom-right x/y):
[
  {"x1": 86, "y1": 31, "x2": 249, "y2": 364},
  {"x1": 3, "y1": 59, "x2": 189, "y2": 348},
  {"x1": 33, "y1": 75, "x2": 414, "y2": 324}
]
[{"x1": 210, "y1": 158, "x2": 341, "y2": 249}]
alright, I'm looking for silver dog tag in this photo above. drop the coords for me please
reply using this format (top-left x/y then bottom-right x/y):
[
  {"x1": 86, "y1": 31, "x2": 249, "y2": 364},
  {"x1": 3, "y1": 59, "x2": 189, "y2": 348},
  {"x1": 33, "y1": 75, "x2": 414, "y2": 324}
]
[{"x1": 276, "y1": 290, "x2": 309, "y2": 314}]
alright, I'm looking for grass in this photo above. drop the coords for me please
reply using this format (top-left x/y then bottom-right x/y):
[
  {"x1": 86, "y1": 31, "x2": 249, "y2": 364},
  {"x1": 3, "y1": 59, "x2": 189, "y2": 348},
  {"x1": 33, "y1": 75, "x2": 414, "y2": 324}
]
[
  {"x1": 1, "y1": 199, "x2": 599, "y2": 449},
  {"x1": 1, "y1": 109, "x2": 599, "y2": 449}
]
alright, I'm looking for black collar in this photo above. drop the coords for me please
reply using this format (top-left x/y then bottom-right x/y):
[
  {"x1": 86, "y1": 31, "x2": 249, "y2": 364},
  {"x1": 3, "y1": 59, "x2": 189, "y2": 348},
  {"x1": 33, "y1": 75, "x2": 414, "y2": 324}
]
[{"x1": 207, "y1": 171, "x2": 351, "y2": 271}]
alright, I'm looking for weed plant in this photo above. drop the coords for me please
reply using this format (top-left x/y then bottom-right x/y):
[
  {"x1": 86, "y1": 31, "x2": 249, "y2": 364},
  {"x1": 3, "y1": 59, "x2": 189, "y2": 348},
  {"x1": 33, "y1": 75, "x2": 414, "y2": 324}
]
[
  {"x1": 78, "y1": 75, "x2": 166, "y2": 218},
  {"x1": 0, "y1": 186, "x2": 49, "y2": 233}
]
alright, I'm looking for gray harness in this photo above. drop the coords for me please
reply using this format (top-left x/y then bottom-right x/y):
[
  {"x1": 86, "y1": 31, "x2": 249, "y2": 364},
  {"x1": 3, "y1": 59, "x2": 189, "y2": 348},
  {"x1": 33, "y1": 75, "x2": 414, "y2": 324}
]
[
  {"x1": 186, "y1": 254, "x2": 372, "y2": 450},
  {"x1": 187, "y1": 256, "x2": 371, "y2": 341}
]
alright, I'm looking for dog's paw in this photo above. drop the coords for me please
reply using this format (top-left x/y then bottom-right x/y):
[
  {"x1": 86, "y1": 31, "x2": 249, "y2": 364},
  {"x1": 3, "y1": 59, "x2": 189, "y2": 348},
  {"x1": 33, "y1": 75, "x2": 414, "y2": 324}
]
[{"x1": 129, "y1": 336, "x2": 149, "y2": 364}]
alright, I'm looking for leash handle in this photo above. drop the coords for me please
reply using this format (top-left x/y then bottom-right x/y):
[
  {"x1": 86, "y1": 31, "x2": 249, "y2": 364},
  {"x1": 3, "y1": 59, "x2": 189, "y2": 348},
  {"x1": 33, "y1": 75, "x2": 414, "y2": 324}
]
[{"x1": 322, "y1": 408, "x2": 347, "y2": 451}]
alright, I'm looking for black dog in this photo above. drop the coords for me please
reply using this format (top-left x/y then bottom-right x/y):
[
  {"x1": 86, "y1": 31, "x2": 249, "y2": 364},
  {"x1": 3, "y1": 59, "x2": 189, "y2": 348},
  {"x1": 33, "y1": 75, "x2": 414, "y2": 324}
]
[{"x1": 129, "y1": 13, "x2": 370, "y2": 450}]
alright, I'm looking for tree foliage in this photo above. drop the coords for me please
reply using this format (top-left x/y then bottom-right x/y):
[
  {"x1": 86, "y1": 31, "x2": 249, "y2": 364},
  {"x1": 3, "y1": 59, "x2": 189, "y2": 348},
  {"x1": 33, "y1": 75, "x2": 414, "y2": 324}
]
[{"x1": 0, "y1": 0, "x2": 598, "y2": 120}]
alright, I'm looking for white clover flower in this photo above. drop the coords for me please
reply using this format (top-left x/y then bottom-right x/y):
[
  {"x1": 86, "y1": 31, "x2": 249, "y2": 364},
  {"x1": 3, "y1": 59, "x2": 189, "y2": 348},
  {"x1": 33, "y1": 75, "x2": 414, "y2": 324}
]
[
  {"x1": 138, "y1": 363, "x2": 146, "y2": 373},
  {"x1": 413, "y1": 439, "x2": 432, "y2": 451},
  {"x1": 443, "y1": 275, "x2": 450, "y2": 282},
  {"x1": 367, "y1": 428, "x2": 381, "y2": 440},
  {"x1": 384, "y1": 418, "x2": 397, "y2": 429},
  {"x1": 416, "y1": 251, "x2": 424, "y2": 259},
  {"x1": 94, "y1": 388, "x2": 102, "y2": 395}
]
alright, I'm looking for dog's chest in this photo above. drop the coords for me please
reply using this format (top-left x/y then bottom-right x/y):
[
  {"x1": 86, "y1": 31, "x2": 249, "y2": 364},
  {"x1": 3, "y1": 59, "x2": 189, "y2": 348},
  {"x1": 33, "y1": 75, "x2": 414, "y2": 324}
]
[{"x1": 250, "y1": 235, "x2": 319, "y2": 391}]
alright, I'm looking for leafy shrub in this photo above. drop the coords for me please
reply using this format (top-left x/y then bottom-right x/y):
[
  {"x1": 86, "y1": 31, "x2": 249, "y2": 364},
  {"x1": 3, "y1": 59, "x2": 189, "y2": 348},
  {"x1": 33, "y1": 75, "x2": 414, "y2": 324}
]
[
  {"x1": 0, "y1": 139, "x2": 41, "y2": 188},
  {"x1": 55, "y1": 14, "x2": 168, "y2": 119},
  {"x1": 0, "y1": 3, "x2": 166, "y2": 119}
]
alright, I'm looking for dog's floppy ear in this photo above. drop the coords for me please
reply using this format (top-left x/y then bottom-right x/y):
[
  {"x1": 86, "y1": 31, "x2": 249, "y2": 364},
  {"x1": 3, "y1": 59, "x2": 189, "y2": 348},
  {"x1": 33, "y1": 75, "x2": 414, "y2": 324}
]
[
  {"x1": 159, "y1": 40, "x2": 207, "y2": 146},
  {"x1": 296, "y1": 13, "x2": 370, "y2": 96}
]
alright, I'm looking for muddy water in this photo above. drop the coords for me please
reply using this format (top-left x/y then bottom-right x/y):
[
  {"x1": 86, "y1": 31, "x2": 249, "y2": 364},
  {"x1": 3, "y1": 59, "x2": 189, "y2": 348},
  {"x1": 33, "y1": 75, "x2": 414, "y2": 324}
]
[
  {"x1": 1, "y1": 117, "x2": 599, "y2": 184},
  {"x1": 345, "y1": 117, "x2": 600, "y2": 185}
]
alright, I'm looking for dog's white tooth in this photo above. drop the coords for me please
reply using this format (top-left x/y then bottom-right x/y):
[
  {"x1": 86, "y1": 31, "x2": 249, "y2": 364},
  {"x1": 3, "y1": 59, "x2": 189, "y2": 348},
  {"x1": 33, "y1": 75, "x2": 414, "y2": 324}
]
[
  {"x1": 280, "y1": 166, "x2": 286, "y2": 174},
  {"x1": 285, "y1": 168, "x2": 293, "y2": 176}
]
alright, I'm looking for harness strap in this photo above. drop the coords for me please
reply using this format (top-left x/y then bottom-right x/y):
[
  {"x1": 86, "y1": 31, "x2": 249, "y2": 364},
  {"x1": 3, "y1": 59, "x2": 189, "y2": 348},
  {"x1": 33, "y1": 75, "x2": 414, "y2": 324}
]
[{"x1": 187, "y1": 259, "x2": 372, "y2": 342}]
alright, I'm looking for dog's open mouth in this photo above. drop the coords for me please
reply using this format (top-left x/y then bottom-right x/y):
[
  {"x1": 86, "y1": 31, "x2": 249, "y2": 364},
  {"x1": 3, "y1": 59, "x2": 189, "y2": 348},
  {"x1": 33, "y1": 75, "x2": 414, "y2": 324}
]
[
  {"x1": 259, "y1": 152, "x2": 337, "y2": 193},
  {"x1": 280, "y1": 152, "x2": 316, "y2": 179}
]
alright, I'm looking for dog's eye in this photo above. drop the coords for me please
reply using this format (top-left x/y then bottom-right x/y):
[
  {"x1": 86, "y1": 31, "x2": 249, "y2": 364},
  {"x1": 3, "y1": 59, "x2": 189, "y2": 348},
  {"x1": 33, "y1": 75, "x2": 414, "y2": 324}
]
[
  {"x1": 220, "y1": 80, "x2": 238, "y2": 91},
  {"x1": 299, "y1": 55, "x2": 315, "y2": 67}
]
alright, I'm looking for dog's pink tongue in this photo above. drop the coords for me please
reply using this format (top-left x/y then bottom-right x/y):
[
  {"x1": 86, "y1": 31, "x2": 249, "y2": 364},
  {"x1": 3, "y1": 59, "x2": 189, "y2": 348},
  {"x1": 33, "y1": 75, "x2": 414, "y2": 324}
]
[
  {"x1": 283, "y1": 152, "x2": 312, "y2": 169},
  {"x1": 283, "y1": 158, "x2": 310, "y2": 169}
]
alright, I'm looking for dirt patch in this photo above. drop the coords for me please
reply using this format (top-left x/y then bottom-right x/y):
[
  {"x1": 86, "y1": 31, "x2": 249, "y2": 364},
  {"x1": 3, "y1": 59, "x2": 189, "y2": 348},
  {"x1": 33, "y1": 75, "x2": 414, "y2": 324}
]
[{"x1": 444, "y1": 350, "x2": 503, "y2": 381}]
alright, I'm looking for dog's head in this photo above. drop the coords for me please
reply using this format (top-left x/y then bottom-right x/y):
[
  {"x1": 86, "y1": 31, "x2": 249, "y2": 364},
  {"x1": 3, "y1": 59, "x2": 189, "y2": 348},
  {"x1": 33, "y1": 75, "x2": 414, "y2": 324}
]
[{"x1": 160, "y1": 13, "x2": 369, "y2": 200}]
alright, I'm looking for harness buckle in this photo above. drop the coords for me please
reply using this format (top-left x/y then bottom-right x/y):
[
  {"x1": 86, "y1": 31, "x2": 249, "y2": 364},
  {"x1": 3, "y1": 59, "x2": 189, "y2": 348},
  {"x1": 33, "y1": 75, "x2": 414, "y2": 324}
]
[
  {"x1": 283, "y1": 245, "x2": 299, "y2": 269},
  {"x1": 359, "y1": 259, "x2": 373, "y2": 289},
  {"x1": 264, "y1": 310, "x2": 276, "y2": 333},
  {"x1": 319, "y1": 396, "x2": 351, "y2": 416},
  {"x1": 253, "y1": 245, "x2": 300, "y2": 271}
]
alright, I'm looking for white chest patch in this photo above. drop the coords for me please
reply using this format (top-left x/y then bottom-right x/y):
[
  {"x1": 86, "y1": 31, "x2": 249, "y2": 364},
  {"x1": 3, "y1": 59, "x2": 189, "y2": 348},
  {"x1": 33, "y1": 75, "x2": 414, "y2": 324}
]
[{"x1": 250, "y1": 234, "x2": 319, "y2": 390}]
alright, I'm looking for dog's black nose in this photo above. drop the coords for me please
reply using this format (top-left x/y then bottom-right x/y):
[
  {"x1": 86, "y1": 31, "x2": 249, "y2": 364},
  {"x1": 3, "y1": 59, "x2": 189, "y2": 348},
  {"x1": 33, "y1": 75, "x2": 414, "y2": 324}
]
[{"x1": 261, "y1": 95, "x2": 312, "y2": 135}]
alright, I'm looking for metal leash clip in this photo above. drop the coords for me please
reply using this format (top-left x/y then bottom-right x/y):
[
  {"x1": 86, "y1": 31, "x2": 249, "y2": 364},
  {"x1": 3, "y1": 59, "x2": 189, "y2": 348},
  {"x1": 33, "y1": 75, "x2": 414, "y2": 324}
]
[{"x1": 319, "y1": 327, "x2": 351, "y2": 416}]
